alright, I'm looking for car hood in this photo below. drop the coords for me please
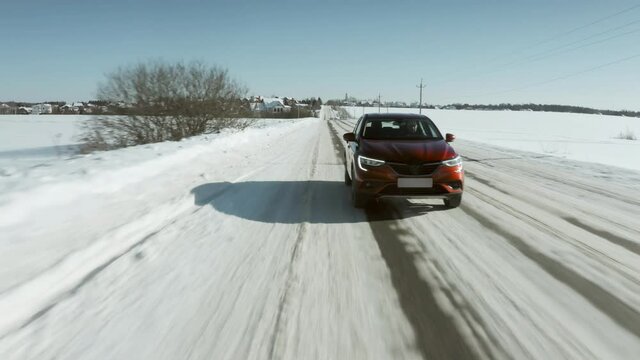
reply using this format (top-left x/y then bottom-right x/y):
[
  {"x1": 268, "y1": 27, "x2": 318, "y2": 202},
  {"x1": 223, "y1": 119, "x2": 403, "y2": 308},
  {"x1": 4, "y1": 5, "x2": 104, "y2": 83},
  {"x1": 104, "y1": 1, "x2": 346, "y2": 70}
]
[{"x1": 360, "y1": 139, "x2": 457, "y2": 163}]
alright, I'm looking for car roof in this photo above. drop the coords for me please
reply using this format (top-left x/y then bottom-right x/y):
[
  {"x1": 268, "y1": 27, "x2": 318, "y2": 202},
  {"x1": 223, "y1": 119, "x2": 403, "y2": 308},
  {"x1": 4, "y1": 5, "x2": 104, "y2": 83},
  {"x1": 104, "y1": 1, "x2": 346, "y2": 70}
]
[{"x1": 364, "y1": 113, "x2": 430, "y2": 120}]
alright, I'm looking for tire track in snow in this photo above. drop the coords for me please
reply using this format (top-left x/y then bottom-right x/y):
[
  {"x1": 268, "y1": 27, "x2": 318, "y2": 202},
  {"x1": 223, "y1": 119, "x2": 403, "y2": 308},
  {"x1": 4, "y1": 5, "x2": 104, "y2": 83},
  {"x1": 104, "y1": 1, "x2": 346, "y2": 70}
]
[
  {"x1": 463, "y1": 167, "x2": 640, "y2": 238},
  {"x1": 562, "y1": 217, "x2": 640, "y2": 257},
  {"x1": 464, "y1": 163, "x2": 640, "y2": 259},
  {"x1": 464, "y1": 179, "x2": 640, "y2": 287},
  {"x1": 366, "y1": 205, "x2": 480, "y2": 360},
  {"x1": 267, "y1": 222, "x2": 307, "y2": 360},
  {"x1": 469, "y1": 154, "x2": 640, "y2": 208},
  {"x1": 325, "y1": 116, "x2": 481, "y2": 359},
  {"x1": 459, "y1": 141, "x2": 640, "y2": 208},
  {"x1": 326, "y1": 121, "x2": 347, "y2": 165},
  {"x1": 460, "y1": 203, "x2": 640, "y2": 339},
  {"x1": 267, "y1": 128, "x2": 320, "y2": 359}
]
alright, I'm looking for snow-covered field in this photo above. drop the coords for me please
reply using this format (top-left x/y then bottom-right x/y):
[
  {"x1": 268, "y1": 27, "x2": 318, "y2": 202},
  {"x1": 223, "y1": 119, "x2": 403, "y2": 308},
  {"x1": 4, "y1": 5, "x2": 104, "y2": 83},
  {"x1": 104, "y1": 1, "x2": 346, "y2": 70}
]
[
  {"x1": 0, "y1": 109, "x2": 639, "y2": 359},
  {"x1": 344, "y1": 106, "x2": 640, "y2": 171},
  {"x1": 0, "y1": 115, "x2": 86, "y2": 152},
  {"x1": 3, "y1": 109, "x2": 639, "y2": 173}
]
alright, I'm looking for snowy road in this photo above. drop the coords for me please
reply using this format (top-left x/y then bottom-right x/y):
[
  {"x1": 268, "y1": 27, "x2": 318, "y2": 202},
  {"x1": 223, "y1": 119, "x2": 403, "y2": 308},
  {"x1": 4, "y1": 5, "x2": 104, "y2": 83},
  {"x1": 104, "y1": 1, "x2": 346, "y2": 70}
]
[{"x1": 1, "y1": 108, "x2": 640, "y2": 359}]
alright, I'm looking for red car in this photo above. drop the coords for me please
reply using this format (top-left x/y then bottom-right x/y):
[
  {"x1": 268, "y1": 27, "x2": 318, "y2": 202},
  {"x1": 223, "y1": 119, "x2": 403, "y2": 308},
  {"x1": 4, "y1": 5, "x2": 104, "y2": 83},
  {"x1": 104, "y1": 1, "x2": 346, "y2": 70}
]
[{"x1": 343, "y1": 113, "x2": 463, "y2": 208}]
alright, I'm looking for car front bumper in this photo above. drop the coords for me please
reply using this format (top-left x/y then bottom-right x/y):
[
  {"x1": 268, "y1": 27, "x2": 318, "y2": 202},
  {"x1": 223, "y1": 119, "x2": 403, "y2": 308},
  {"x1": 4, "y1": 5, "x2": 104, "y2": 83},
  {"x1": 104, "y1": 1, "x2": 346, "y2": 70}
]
[{"x1": 352, "y1": 162, "x2": 464, "y2": 199}]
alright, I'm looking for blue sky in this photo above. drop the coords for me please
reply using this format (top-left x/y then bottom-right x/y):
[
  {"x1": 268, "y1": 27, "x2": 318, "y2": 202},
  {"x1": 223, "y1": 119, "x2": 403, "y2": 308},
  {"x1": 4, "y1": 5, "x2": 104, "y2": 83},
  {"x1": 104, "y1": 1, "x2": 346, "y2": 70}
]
[{"x1": 2, "y1": 0, "x2": 640, "y2": 110}]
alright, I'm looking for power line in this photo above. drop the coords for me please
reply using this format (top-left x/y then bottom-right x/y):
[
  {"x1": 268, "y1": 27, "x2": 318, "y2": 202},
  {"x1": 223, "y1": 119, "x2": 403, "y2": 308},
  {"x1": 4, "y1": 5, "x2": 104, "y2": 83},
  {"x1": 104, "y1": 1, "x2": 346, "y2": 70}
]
[
  {"x1": 517, "y1": 26, "x2": 640, "y2": 65},
  {"x1": 445, "y1": 52, "x2": 640, "y2": 102},
  {"x1": 430, "y1": 4, "x2": 640, "y2": 86},
  {"x1": 528, "y1": 3, "x2": 640, "y2": 48},
  {"x1": 488, "y1": 3, "x2": 640, "y2": 63},
  {"x1": 520, "y1": 18, "x2": 640, "y2": 62},
  {"x1": 447, "y1": 23, "x2": 640, "y2": 84}
]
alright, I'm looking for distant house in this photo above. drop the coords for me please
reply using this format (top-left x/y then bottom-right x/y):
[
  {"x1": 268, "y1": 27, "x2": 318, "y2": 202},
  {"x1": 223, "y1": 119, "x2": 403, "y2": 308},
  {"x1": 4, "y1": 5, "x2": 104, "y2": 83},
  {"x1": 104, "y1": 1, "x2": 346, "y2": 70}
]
[
  {"x1": 60, "y1": 104, "x2": 79, "y2": 114},
  {"x1": 249, "y1": 100, "x2": 264, "y2": 112},
  {"x1": 0, "y1": 103, "x2": 15, "y2": 114},
  {"x1": 32, "y1": 103, "x2": 53, "y2": 115},
  {"x1": 250, "y1": 97, "x2": 291, "y2": 113},
  {"x1": 59, "y1": 102, "x2": 88, "y2": 114},
  {"x1": 17, "y1": 106, "x2": 32, "y2": 115},
  {"x1": 73, "y1": 102, "x2": 85, "y2": 113},
  {"x1": 83, "y1": 103, "x2": 97, "y2": 114}
]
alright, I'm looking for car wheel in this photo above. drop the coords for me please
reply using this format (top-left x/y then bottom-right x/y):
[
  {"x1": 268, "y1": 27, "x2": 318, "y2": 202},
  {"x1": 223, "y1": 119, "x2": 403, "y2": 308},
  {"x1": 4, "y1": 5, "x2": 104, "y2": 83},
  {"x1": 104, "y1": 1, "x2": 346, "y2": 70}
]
[
  {"x1": 444, "y1": 194, "x2": 462, "y2": 208},
  {"x1": 344, "y1": 165, "x2": 352, "y2": 186}
]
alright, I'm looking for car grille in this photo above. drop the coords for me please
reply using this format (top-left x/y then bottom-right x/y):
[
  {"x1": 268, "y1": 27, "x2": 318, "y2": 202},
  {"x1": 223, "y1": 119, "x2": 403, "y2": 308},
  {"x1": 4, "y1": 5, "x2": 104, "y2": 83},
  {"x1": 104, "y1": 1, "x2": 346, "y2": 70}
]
[{"x1": 388, "y1": 162, "x2": 440, "y2": 175}]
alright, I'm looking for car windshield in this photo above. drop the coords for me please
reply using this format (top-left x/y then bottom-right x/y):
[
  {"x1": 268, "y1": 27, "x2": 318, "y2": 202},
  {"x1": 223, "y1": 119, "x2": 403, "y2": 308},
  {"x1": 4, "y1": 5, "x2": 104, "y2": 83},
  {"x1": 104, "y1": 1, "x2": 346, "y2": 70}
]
[{"x1": 361, "y1": 118, "x2": 443, "y2": 140}]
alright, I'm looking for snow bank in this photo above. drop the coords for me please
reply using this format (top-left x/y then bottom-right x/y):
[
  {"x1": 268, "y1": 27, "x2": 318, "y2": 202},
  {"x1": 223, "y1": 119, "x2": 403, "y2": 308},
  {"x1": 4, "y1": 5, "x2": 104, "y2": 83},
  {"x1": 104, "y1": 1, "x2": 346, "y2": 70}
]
[{"x1": 0, "y1": 117, "x2": 314, "y2": 336}]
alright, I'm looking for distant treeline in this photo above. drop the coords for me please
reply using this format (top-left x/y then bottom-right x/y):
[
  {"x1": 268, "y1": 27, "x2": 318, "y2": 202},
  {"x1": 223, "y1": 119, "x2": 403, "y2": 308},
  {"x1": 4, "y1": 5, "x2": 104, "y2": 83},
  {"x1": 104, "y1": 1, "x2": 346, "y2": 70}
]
[
  {"x1": 439, "y1": 103, "x2": 640, "y2": 118},
  {"x1": 1, "y1": 101, "x2": 110, "y2": 107},
  {"x1": 326, "y1": 99, "x2": 640, "y2": 118}
]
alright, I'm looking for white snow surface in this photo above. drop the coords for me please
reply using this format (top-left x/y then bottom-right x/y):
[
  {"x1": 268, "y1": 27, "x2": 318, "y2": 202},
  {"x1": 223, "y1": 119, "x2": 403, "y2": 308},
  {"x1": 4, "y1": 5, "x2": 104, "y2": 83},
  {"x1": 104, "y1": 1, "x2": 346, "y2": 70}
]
[
  {"x1": 0, "y1": 115, "x2": 86, "y2": 151},
  {"x1": 0, "y1": 108, "x2": 639, "y2": 359},
  {"x1": 0, "y1": 115, "x2": 88, "y2": 177},
  {"x1": 345, "y1": 107, "x2": 640, "y2": 171}
]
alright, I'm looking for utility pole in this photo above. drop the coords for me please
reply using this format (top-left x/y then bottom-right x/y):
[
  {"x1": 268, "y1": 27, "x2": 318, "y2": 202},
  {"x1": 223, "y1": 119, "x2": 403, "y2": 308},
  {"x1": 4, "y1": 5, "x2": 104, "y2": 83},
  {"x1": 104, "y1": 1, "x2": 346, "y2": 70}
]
[
  {"x1": 378, "y1": 93, "x2": 381, "y2": 113},
  {"x1": 416, "y1": 78, "x2": 426, "y2": 114}
]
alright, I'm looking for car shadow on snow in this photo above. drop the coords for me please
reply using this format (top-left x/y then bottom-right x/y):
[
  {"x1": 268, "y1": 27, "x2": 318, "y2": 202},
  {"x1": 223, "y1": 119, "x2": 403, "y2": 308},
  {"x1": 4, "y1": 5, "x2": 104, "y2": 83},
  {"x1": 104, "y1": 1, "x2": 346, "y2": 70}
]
[{"x1": 191, "y1": 180, "x2": 448, "y2": 224}]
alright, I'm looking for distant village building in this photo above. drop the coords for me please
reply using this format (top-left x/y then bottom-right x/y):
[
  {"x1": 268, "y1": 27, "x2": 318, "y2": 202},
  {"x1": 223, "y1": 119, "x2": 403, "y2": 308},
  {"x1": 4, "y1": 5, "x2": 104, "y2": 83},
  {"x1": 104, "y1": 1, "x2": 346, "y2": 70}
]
[
  {"x1": 84, "y1": 103, "x2": 97, "y2": 113},
  {"x1": 59, "y1": 103, "x2": 85, "y2": 114},
  {"x1": 250, "y1": 97, "x2": 291, "y2": 113},
  {"x1": 73, "y1": 102, "x2": 85, "y2": 113},
  {"x1": 17, "y1": 106, "x2": 32, "y2": 115},
  {"x1": 0, "y1": 103, "x2": 15, "y2": 114},
  {"x1": 31, "y1": 103, "x2": 53, "y2": 115}
]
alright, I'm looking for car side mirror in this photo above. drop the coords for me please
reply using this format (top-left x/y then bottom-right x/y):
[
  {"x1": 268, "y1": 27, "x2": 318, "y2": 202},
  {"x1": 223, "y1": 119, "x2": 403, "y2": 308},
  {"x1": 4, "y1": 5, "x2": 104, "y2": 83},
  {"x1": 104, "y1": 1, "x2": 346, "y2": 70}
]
[
  {"x1": 343, "y1": 132, "x2": 356, "y2": 142},
  {"x1": 445, "y1": 133, "x2": 455, "y2": 142}
]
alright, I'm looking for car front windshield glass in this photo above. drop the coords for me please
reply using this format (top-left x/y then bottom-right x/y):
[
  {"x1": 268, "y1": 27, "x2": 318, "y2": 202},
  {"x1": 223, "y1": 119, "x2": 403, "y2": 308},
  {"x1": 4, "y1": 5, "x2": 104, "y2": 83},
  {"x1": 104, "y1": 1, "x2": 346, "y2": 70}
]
[{"x1": 361, "y1": 118, "x2": 443, "y2": 140}]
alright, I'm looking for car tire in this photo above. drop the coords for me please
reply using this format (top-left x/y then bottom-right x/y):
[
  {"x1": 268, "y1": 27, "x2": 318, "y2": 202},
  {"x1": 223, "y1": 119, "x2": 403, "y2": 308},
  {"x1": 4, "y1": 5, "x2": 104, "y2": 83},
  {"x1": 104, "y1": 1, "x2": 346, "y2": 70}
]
[
  {"x1": 344, "y1": 166, "x2": 352, "y2": 186},
  {"x1": 444, "y1": 194, "x2": 462, "y2": 208}
]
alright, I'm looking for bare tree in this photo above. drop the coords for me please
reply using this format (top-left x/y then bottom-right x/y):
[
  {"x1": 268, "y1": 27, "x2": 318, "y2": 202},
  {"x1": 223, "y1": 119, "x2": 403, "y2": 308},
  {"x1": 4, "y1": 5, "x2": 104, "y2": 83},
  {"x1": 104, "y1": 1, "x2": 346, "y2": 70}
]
[{"x1": 81, "y1": 60, "x2": 249, "y2": 151}]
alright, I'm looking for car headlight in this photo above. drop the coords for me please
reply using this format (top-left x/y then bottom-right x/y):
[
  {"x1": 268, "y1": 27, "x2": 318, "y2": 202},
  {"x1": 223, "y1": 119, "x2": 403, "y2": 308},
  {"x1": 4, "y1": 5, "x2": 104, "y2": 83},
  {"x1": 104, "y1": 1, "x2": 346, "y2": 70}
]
[
  {"x1": 358, "y1": 155, "x2": 385, "y2": 171},
  {"x1": 442, "y1": 156, "x2": 462, "y2": 167}
]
